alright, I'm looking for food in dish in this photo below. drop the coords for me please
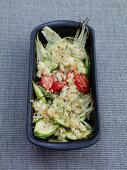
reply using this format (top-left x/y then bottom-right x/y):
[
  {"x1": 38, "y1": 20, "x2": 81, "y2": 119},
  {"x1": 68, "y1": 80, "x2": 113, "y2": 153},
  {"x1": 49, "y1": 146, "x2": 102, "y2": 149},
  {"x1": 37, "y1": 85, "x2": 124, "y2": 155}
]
[{"x1": 32, "y1": 21, "x2": 94, "y2": 142}]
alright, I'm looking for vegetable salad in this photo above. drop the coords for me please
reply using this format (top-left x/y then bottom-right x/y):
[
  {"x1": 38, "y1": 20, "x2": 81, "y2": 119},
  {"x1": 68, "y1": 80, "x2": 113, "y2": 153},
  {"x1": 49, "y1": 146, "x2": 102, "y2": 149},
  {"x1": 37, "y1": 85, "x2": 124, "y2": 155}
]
[{"x1": 32, "y1": 21, "x2": 94, "y2": 142}]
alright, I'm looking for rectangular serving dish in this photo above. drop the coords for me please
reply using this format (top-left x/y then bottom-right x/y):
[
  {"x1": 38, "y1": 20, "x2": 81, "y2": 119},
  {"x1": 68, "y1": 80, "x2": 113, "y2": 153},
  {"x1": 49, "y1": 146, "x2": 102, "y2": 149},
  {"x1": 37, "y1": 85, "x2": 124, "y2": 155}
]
[{"x1": 27, "y1": 20, "x2": 100, "y2": 150}]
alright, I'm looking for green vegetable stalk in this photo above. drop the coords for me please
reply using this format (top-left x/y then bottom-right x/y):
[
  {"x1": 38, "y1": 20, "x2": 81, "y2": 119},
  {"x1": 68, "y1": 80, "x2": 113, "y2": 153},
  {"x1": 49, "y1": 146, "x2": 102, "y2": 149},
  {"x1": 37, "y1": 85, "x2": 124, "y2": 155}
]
[{"x1": 32, "y1": 82, "x2": 46, "y2": 103}]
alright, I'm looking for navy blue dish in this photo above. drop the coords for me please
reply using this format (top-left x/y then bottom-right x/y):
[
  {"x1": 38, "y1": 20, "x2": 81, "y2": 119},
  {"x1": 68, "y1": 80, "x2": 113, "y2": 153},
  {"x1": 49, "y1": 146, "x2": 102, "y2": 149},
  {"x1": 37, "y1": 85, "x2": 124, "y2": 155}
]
[{"x1": 27, "y1": 20, "x2": 100, "y2": 150}]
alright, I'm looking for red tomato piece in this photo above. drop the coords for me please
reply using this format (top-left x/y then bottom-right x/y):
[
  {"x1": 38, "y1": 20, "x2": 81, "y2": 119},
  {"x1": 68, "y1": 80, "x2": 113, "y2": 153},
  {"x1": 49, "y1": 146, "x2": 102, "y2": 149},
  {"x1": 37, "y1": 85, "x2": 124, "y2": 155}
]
[
  {"x1": 39, "y1": 75, "x2": 53, "y2": 90},
  {"x1": 51, "y1": 81, "x2": 66, "y2": 92},
  {"x1": 74, "y1": 73, "x2": 89, "y2": 94}
]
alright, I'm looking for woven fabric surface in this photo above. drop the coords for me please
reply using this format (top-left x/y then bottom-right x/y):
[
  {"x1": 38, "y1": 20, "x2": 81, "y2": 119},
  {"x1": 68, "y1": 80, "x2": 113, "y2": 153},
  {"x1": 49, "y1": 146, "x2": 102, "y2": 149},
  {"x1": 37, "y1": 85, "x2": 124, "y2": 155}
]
[{"x1": 0, "y1": 0, "x2": 127, "y2": 169}]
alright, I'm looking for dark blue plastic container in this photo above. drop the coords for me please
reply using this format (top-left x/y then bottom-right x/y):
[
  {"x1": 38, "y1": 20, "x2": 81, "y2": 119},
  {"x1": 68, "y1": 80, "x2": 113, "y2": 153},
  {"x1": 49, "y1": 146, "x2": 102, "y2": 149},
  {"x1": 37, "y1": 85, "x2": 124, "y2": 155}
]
[{"x1": 27, "y1": 20, "x2": 100, "y2": 150}]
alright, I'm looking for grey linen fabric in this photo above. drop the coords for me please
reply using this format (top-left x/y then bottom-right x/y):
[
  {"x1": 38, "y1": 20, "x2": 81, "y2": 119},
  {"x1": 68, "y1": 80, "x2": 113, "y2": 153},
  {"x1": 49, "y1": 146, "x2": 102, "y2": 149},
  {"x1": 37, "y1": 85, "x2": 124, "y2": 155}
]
[{"x1": 0, "y1": 0, "x2": 127, "y2": 169}]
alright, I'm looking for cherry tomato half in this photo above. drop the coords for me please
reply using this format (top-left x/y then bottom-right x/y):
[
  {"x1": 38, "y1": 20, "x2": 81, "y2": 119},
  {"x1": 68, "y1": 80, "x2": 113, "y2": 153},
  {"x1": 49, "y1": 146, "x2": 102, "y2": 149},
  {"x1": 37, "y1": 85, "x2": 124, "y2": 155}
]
[
  {"x1": 51, "y1": 81, "x2": 66, "y2": 92},
  {"x1": 39, "y1": 75, "x2": 53, "y2": 90},
  {"x1": 74, "y1": 73, "x2": 89, "y2": 94}
]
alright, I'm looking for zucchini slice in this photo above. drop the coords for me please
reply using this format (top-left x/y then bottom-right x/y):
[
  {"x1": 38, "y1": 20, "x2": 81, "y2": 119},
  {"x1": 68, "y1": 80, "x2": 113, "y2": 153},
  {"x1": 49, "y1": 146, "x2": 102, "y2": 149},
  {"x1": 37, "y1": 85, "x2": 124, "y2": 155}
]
[
  {"x1": 66, "y1": 132, "x2": 77, "y2": 140},
  {"x1": 34, "y1": 119, "x2": 58, "y2": 139},
  {"x1": 54, "y1": 117, "x2": 69, "y2": 128},
  {"x1": 82, "y1": 130, "x2": 94, "y2": 139}
]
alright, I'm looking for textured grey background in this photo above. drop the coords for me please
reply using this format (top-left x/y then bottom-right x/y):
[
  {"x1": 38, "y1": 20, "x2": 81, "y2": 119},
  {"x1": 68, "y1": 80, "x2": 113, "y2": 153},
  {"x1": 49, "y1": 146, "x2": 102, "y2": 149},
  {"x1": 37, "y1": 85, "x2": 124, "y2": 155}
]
[{"x1": 0, "y1": 0, "x2": 127, "y2": 169}]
